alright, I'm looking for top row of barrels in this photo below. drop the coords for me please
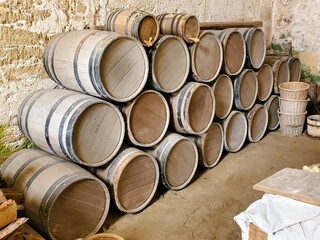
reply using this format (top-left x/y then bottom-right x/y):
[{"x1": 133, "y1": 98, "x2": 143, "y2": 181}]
[{"x1": 43, "y1": 10, "x2": 269, "y2": 103}]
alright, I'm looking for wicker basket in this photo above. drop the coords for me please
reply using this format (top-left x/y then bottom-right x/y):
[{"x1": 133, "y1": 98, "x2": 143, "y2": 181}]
[
  {"x1": 279, "y1": 98, "x2": 310, "y2": 113},
  {"x1": 85, "y1": 233, "x2": 125, "y2": 240},
  {"x1": 278, "y1": 82, "x2": 310, "y2": 100},
  {"x1": 278, "y1": 110, "x2": 307, "y2": 137}
]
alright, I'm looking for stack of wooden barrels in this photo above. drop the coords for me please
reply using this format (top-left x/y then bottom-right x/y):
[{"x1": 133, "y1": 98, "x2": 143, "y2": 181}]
[{"x1": 0, "y1": 9, "x2": 303, "y2": 240}]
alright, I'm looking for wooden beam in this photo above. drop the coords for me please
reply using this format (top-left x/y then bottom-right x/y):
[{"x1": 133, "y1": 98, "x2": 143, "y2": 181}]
[
  {"x1": 0, "y1": 218, "x2": 28, "y2": 239},
  {"x1": 200, "y1": 21, "x2": 263, "y2": 30},
  {"x1": 0, "y1": 199, "x2": 17, "y2": 229},
  {"x1": 7, "y1": 223, "x2": 45, "y2": 240}
]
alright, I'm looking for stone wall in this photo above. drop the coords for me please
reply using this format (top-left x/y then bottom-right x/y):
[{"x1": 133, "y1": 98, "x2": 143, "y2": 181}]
[{"x1": 0, "y1": 0, "x2": 271, "y2": 151}]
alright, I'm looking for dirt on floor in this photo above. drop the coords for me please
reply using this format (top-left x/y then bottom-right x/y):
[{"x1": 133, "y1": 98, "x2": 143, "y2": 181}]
[{"x1": 102, "y1": 131, "x2": 320, "y2": 240}]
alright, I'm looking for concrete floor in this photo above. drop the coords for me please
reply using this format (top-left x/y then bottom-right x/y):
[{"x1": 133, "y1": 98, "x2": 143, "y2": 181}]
[{"x1": 103, "y1": 131, "x2": 320, "y2": 240}]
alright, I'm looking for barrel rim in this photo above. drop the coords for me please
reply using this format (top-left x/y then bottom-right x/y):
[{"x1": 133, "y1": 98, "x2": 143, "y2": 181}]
[
  {"x1": 110, "y1": 148, "x2": 160, "y2": 213},
  {"x1": 234, "y1": 69, "x2": 258, "y2": 111},
  {"x1": 151, "y1": 35, "x2": 190, "y2": 93},
  {"x1": 212, "y1": 74, "x2": 234, "y2": 119},
  {"x1": 257, "y1": 64, "x2": 274, "y2": 101},
  {"x1": 199, "y1": 122, "x2": 224, "y2": 168},
  {"x1": 162, "y1": 135, "x2": 198, "y2": 190},
  {"x1": 94, "y1": 34, "x2": 149, "y2": 102},
  {"x1": 247, "y1": 104, "x2": 268, "y2": 142},
  {"x1": 125, "y1": 90, "x2": 170, "y2": 147},
  {"x1": 68, "y1": 99, "x2": 125, "y2": 167},
  {"x1": 264, "y1": 95, "x2": 280, "y2": 130},
  {"x1": 190, "y1": 30, "x2": 223, "y2": 83},
  {"x1": 223, "y1": 110, "x2": 248, "y2": 152},
  {"x1": 245, "y1": 28, "x2": 266, "y2": 69}
]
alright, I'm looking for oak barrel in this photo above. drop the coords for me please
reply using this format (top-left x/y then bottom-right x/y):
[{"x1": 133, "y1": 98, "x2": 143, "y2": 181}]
[
  {"x1": 188, "y1": 122, "x2": 224, "y2": 168},
  {"x1": 121, "y1": 90, "x2": 170, "y2": 147},
  {"x1": 43, "y1": 29, "x2": 148, "y2": 102},
  {"x1": 17, "y1": 89, "x2": 125, "y2": 167},
  {"x1": 148, "y1": 133, "x2": 198, "y2": 190},
  {"x1": 256, "y1": 64, "x2": 274, "y2": 102},
  {"x1": 222, "y1": 111, "x2": 248, "y2": 152},
  {"x1": 234, "y1": 69, "x2": 258, "y2": 111},
  {"x1": 94, "y1": 147, "x2": 159, "y2": 213},
  {"x1": 211, "y1": 74, "x2": 234, "y2": 119},
  {"x1": 0, "y1": 149, "x2": 110, "y2": 240},
  {"x1": 264, "y1": 95, "x2": 280, "y2": 130},
  {"x1": 156, "y1": 13, "x2": 200, "y2": 43},
  {"x1": 212, "y1": 29, "x2": 246, "y2": 76},
  {"x1": 189, "y1": 30, "x2": 223, "y2": 83},
  {"x1": 246, "y1": 104, "x2": 268, "y2": 142},
  {"x1": 149, "y1": 35, "x2": 189, "y2": 93},
  {"x1": 287, "y1": 57, "x2": 301, "y2": 82},
  {"x1": 237, "y1": 28, "x2": 266, "y2": 69},
  {"x1": 170, "y1": 82, "x2": 215, "y2": 135},
  {"x1": 105, "y1": 10, "x2": 159, "y2": 47},
  {"x1": 264, "y1": 59, "x2": 290, "y2": 94}
]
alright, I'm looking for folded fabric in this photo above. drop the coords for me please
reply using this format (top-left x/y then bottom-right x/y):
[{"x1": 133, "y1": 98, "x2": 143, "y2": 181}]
[{"x1": 234, "y1": 194, "x2": 320, "y2": 240}]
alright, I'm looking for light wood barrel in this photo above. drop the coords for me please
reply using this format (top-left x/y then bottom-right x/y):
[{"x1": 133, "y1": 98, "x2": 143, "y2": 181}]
[
  {"x1": 189, "y1": 30, "x2": 223, "y2": 83},
  {"x1": 246, "y1": 104, "x2": 268, "y2": 142},
  {"x1": 234, "y1": 69, "x2": 258, "y2": 111},
  {"x1": 212, "y1": 74, "x2": 234, "y2": 119},
  {"x1": 148, "y1": 133, "x2": 198, "y2": 190},
  {"x1": 121, "y1": 90, "x2": 170, "y2": 147},
  {"x1": 264, "y1": 95, "x2": 280, "y2": 130},
  {"x1": 188, "y1": 123, "x2": 224, "y2": 168},
  {"x1": 222, "y1": 111, "x2": 248, "y2": 152},
  {"x1": 156, "y1": 13, "x2": 200, "y2": 43},
  {"x1": 0, "y1": 149, "x2": 110, "y2": 240},
  {"x1": 212, "y1": 29, "x2": 246, "y2": 75},
  {"x1": 256, "y1": 64, "x2": 274, "y2": 102},
  {"x1": 17, "y1": 89, "x2": 125, "y2": 167},
  {"x1": 94, "y1": 147, "x2": 159, "y2": 213},
  {"x1": 287, "y1": 57, "x2": 301, "y2": 82},
  {"x1": 237, "y1": 28, "x2": 266, "y2": 69},
  {"x1": 170, "y1": 82, "x2": 215, "y2": 135},
  {"x1": 43, "y1": 29, "x2": 148, "y2": 102},
  {"x1": 264, "y1": 58, "x2": 290, "y2": 94},
  {"x1": 149, "y1": 35, "x2": 189, "y2": 93},
  {"x1": 105, "y1": 10, "x2": 159, "y2": 47}
]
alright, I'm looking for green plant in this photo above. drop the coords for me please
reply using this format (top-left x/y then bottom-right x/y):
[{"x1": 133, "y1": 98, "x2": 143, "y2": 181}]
[{"x1": 301, "y1": 64, "x2": 320, "y2": 83}]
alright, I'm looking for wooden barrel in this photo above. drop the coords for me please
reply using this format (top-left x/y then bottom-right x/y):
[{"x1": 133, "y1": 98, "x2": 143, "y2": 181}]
[
  {"x1": 121, "y1": 90, "x2": 170, "y2": 147},
  {"x1": 188, "y1": 123, "x2": 224, "y2": 168},
  {"x1": 234, "y1": 69, "x2": 258, "y2": 111},
  {"x1": 86, "y1": 233, "x2": 124, "y2": 240},
  {"x1": 43, "y1": 29, "x2": 148, "y2": 102},
  {"x1": 211, "y1": 74, "x2": 234, "y2": 119},
  {"x1": 264, "y1": 59, "x2": 290, "y2": 94},
  {"x1": 189, "y1": 30, "x2": 223, "y2": 83},
  {"x1": 237, "y1": 28, "x2": 266, "y2": 69},
  {"x1": 149, "y1": 35, "x2": 189, "y2": 93},
  {"x1": 287, "y1": 57, "x2": 301, "y2": 82},
  {"x1": 147, "y1": 133, "x2": 198, "y2": 190},
  {"x1": 264, "y1": 95, "x2": 280, "y2": 130},
  {"x1": 0, "y1": 149, "x2": 110, "y2": 240},
  {"x1": 156, "y1": 13, "x2": 200, "y2": 43},
  {"x1": 222, "y1": 111, "x2": 247, "y2": 152},
  {"x1": 105, "y1": 10, "x2": 159, "y2": 47},
  {"x1": 256, "y1": 64, "x2": 274, "y2": 102},
  {"x1": 212, "y1": 29, "x2": 246, "y2": 76},
  {"x1": 94, "y1": 147, "x2": 159, "y2": 213},
  {"x1": 17, "y1": 89, "x2": 125, "y2": 167},
  {"x1": 170, "y1": 82, "x2": 215, "y2": 135},
  {"x1": 246, "y1": 104, "x2": 268, "y2": 142}
]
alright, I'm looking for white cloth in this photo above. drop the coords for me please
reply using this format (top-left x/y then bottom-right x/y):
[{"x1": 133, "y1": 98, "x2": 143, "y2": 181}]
[{"x1": 234, "y1": 194, "x2": 320, "y2": 240}]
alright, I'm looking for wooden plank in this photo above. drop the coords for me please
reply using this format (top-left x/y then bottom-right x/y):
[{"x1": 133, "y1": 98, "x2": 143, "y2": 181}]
[
  {"x1": 248, "y1": 223, "x2": 268, "y2": 240},
  {"x1": 0, "y1": 218, "x2": 28, "y2": 239},
  {"x1": 1, "y1": 188, "x2": 23, "y2": 204},
  {"x1": 0, "y1": 199, "x2": 17, "y2": 229},
  {"x1": 253, "y1": 167, "x2": 320, "y2": 206},
  {"x1": 0, "y1": 189, "x2": 6, "y2": 204},
  {"x1": 6, "y1": 223, "x2": 45, "y2": 240},
  {"x1": 200, "y1": 21, "x2": 263, "y2": 30}
]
